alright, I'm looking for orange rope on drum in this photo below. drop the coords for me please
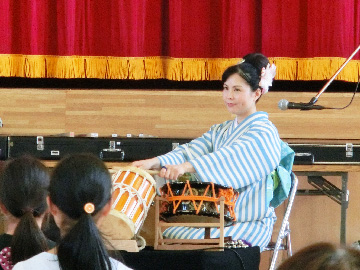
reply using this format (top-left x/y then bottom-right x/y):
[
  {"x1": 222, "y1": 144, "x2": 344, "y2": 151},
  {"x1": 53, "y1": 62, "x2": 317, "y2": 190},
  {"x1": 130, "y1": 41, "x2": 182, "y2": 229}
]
[
  {"x1": 218, "y1": 188, "x2": 238, "y2": 221},
  {"x1": 163, "y1": 180, "x2": 238, "y2": 221}
]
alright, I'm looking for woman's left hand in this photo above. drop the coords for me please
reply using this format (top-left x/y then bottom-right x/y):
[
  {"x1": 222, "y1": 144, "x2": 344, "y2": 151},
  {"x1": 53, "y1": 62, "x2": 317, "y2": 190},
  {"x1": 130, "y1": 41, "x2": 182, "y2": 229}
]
[{"x1": 159, "y1": 162, "x2": 195, "y2": 180}]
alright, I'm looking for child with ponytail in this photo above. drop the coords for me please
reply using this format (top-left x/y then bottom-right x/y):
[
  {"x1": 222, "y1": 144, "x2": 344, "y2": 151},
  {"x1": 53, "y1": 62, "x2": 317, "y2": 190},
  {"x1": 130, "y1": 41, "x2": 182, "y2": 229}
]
[
  {"x1": 13, "y1": 154, "x2": 132, "y2": 270},
  {"x1": 0, "y1": 155, "x2": 55, "y2": 269}
]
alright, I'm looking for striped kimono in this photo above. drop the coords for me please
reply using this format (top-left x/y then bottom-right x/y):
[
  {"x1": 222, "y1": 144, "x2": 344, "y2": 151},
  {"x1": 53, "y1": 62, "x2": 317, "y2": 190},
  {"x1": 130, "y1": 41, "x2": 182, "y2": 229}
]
[{"x1": 157, "y1": 111, "x2": 286, "y2": 251}]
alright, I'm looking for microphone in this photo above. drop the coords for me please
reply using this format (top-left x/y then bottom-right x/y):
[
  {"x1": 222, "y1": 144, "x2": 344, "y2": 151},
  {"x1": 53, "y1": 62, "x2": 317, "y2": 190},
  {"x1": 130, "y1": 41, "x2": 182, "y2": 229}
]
[{"x1": 278, "y1": 99, "x2": 325, "y2": 111}]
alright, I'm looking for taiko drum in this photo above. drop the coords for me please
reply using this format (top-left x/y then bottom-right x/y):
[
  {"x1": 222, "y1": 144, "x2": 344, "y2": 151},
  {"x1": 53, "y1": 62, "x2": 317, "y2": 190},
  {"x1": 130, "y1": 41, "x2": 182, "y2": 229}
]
[
  {"x1": 159, "y1": 180, "x2": 238, "y2": 226},
  {"x1": 100, "y1": 166, "x2": 156, "y2": 240}
]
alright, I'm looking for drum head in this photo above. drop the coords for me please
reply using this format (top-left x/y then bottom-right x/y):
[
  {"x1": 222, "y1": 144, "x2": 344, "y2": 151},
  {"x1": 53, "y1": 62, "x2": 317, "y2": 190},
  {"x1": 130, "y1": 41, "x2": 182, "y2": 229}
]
[{"x1": 99, "y1": 210, "x2": 135, "y2": 241}]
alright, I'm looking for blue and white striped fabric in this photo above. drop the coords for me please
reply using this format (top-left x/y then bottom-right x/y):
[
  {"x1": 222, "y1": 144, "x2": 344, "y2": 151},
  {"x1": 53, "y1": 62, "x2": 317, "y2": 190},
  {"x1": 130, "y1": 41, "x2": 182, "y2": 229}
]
[{"x1": 157, "y1": 112, "x2": 283, "y2": 251}]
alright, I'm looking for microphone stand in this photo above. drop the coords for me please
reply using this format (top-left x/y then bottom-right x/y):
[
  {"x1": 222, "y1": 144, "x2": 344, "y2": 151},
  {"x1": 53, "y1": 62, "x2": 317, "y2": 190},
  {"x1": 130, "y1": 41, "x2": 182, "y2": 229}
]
[{"x1": 308, "y1": 44, "x2": 360, "y2": 105}]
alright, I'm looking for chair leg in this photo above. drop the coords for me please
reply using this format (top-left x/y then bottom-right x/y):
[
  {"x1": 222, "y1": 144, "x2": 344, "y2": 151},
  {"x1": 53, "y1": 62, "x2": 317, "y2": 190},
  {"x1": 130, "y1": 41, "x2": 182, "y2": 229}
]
[
  {"x1": 269, "y1": 222, "x2": 292, "y2": 270},
  {"x1": 286, "y1": 228, "x2": 292, "y2": 257},
  {"x1": 268, "y1": 172, "x2": 298, "y2": 269}
]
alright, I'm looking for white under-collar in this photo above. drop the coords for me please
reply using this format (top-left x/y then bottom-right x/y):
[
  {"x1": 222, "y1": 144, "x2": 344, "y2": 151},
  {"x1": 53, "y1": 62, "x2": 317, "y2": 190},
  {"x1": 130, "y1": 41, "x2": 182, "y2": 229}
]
[{"x1": 233, "y1": 118, "x2": 239, "y2": 128}]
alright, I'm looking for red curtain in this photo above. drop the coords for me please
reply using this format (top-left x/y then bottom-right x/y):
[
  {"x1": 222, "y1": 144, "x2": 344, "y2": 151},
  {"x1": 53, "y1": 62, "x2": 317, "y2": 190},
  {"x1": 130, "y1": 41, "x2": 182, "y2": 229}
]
[
  {"x1": 0, "y1": 1, "x2": 164, "y2": 56},
  {"x1": 0, "y1": 0, "x2": 359, "y2": 81},
  {"x1": 262, "y1": 0, "x2": 359, "y2": 58}
]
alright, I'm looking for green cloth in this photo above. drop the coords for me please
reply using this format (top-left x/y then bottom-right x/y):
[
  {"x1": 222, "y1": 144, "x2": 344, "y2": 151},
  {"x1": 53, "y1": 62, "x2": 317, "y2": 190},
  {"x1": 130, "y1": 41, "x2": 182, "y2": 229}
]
[{"x1": 266, "y1": 140, "x2": 295, "y2": 208}]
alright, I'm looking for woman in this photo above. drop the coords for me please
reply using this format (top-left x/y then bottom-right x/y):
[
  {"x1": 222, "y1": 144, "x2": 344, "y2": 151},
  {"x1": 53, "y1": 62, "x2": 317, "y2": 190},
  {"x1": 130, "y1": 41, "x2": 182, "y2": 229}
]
[
  {"x1": 132, "y1": 54, "x2": 294, "y2": 251},
  {"x1": 13, "y1": 154, "x2": 132, "y2": 270},
  {"x1": 0, "y1": 155, "x2": 54, "y2": 270}
]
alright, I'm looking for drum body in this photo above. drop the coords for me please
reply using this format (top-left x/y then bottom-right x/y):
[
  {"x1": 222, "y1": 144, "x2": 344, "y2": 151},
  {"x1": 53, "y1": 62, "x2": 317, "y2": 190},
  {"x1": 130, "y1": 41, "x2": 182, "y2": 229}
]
[
  {"x1": 159, "y1": 181, "x2": 238, "y2": 226},
  {"x1": 100, "y1": 166, "x2": 156, "y2": 240}
]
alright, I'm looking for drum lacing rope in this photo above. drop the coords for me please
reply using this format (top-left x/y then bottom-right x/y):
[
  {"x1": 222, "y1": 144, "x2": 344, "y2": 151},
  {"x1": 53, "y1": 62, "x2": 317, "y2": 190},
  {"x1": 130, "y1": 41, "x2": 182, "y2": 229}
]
[
  {"x1": 164, "y1": 180, "x2": 238, "y2": 221},
  {"x1": 218, "y1": 188, "x2": 238, "y2": 222},
  {"x1": 112, "y1": 170, "x2": 156, "y2": 233}
]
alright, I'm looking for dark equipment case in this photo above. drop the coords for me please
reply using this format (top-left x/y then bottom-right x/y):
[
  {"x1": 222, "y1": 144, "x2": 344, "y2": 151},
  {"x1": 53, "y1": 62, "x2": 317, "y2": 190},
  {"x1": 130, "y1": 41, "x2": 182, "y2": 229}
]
[
  {"x1": 288, "y1": 142, "x2": 360, "y2": 165},
  {"x1": 0, "y1": 136, "x2": 7, "y2": 160},
  {"x1": 7, "y1": 136, "x2": 191, "y2": 162}
]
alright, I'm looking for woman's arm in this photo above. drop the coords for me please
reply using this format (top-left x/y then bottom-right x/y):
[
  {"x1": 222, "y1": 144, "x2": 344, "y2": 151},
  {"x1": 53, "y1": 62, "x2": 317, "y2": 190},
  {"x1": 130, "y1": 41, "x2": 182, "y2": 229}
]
[
  {"x1": 132, "y1": 124, "x2": 222, "y2": 177},
  {"x1": 189, "y1": 125, "x2": 281, "y2": 189},
  {"x1": 131, "y1": 157, "x2": 161, "y2": 170}
]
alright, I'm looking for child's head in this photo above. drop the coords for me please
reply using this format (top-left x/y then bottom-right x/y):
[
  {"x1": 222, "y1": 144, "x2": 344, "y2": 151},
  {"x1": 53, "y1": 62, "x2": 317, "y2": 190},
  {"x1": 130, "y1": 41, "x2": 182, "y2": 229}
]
[
  {"x1": 277, "y1": 242, "x2": 360, "y2": 270},
  {"x1": 49, "y1": 153, "x2": 112, "y2": 222},
  {"x1": 0, "y1": 155, "x2": 50, "y2": 219},
  {"x1": 49, "y1": 153, "x2": 113, "y2": 270},
  {"x1": 0, "y1": 155, "x2": 50, "y2": 265}
]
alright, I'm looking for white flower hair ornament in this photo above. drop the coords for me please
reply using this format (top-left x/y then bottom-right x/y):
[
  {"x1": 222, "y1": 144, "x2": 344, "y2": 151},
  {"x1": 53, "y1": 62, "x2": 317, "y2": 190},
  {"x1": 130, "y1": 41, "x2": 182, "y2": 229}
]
[{"x1": 259, "y1": 63, "x2": 276, "y2": 94}]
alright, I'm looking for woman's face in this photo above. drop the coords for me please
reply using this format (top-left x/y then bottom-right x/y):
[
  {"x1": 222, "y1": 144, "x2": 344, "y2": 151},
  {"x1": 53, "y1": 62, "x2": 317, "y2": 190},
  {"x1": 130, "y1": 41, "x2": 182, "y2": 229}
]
[{"x1": 222, "y1": 73, "x2": 261, "y2": 122}]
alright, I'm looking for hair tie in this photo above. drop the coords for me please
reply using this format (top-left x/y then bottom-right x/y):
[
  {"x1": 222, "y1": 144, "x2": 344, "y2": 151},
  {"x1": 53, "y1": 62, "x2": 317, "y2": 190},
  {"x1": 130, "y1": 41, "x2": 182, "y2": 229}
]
[
  {"x1": 84, "y1": 202, "x2": 95, "y2": 214},
  {"x1": 20, "y1": 208, "x2": 34, "y2": 216},
  {"x1": 237, "y1": 59, "x2": 245, "y2": 64}
]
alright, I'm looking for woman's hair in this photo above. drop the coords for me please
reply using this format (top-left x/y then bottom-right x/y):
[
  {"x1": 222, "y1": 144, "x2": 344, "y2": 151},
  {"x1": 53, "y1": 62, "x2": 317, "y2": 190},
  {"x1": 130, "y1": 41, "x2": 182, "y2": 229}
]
[
  {"x1": 0, "y1": 155, "x2": 50, "y2": 264},
  {"x1": 242, "y1": 52, "x2": 270, "y2": 77},
  {"x1": 49, "y1": 153, "x2": 113, "y2": 270},
  {"x1": 222, "y1": 53, "x2": 271, "y2": 102},
  {"x1": 222, "y1": 62, "x2": 261, "y2": 91},
  {"x1": 276, "y1": 242, "x2": 360, "y2": 270}
]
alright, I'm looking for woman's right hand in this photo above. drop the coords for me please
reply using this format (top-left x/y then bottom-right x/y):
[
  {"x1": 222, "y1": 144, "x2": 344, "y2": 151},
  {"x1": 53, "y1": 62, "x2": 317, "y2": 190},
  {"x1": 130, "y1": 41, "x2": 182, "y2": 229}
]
[{"x1": 131, "y1": 157, "x2": 160, "y2": 170}]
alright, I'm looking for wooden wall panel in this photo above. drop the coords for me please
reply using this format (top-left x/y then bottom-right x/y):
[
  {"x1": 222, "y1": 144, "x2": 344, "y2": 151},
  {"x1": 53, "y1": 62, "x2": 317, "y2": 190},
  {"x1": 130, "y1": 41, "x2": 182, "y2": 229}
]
[
  {"x1": 64, "y1": 90, "x2": 229, "y2": 138},
  {"x1": 258, "y1": 92, "x2": 360, "y2": 140},
  {"x1": 0, "y1": 88, "x2": 359, "y2": 140},
  {"x1": 0, "y1": 89, "x2": 66, "y2": 135}
]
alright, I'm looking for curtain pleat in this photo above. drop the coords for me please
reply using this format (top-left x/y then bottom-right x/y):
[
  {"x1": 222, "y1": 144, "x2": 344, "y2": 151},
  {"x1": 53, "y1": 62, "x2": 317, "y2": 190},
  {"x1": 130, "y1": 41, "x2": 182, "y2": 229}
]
[{"x1": 0, "y1": 0, "x2": 358, "y2": 81}]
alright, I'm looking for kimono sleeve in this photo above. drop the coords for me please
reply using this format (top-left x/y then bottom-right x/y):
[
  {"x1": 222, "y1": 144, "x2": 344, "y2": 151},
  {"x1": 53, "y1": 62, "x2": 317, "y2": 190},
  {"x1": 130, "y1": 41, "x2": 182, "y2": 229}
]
[
  {"x1": 189, "y1": 123, "x2": 282, "y2": 189},
  {"x1": 157, "y1": 123, "x2": 226, "y2": 166}
]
